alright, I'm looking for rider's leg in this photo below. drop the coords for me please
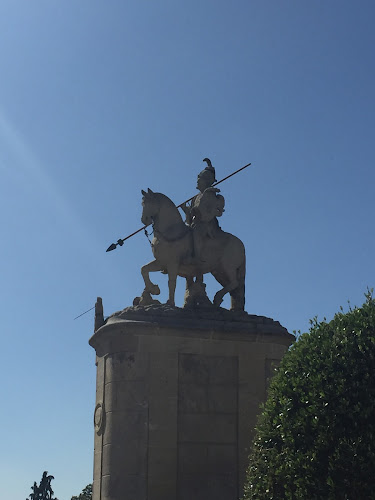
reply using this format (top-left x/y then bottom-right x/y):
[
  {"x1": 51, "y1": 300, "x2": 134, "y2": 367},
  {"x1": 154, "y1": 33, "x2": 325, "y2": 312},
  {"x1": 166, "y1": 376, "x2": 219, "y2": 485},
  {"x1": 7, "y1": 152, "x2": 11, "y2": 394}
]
[{"x1": 193, "y1": 225, "x2": 206, "y2": 262}]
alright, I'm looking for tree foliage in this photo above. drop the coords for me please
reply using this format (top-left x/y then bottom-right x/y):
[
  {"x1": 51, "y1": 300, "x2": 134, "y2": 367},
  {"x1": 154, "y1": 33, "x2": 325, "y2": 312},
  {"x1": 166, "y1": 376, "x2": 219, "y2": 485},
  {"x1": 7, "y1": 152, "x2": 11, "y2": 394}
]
[
  {"x1": 26, "y1": 471, "x2": 58, "y2": 500},
  {"x1": 244, "y1": 291, "x2": 375, "y2": 499},
  {"x1": 71, "y1": 484, "x2": 92, "y2": 500}
]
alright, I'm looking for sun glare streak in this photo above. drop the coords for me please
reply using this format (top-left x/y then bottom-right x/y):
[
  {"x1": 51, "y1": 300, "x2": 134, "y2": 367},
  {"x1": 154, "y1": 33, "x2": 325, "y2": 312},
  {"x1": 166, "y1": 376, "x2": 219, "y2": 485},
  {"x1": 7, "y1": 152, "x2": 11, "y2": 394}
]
[
  {"x1": 0, "y1": 109, "x2": 69, "y2": 209},
  {"x1": 0, "y1": 107, "x2": 102, "y2": 258}
]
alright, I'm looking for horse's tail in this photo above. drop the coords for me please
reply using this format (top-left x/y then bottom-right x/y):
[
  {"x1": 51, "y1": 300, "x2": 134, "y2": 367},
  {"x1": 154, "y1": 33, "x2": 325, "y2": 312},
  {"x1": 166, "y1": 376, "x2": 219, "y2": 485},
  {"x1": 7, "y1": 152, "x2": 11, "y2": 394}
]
[{"x1": 230, "y1": 255, "x2": 246, "y2": 311}]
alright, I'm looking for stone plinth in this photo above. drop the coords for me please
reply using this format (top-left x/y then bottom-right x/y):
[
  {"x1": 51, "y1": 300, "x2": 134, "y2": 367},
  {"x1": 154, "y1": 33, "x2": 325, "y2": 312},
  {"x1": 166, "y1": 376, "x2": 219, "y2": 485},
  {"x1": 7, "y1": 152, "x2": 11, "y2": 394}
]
[{"x1": 89, "y1": 305, "x2": 293, "y2": 500}]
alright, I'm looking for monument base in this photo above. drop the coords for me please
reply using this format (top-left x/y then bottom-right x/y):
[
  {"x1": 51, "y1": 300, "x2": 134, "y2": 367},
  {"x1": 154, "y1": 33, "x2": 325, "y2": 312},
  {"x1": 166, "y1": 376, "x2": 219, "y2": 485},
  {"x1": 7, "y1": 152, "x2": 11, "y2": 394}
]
[{"x1": 89, "y1": 304, "x2": 293, "y2": 500}]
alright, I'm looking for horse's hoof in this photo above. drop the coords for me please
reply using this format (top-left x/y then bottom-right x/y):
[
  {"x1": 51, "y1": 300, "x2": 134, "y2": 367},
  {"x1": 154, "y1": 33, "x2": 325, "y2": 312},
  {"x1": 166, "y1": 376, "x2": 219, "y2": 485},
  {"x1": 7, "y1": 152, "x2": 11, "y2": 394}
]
[
  {"x1": 166, "y1": 299, "x2": 175, "y2": 307},
  {"x1": 133, "y1": 296, "x2": 141, "y2": 306},
  {"x1": 149, "y1": 284, "x2": 160, "y2": 295}
]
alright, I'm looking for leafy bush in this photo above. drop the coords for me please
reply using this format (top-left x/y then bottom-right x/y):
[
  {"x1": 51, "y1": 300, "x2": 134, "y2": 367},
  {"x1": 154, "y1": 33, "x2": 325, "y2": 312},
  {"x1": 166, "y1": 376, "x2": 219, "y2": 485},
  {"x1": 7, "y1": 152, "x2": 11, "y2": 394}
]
[
  {"x1": 244, "y1": 291, "x2": 375, "y2": 499},
  {"x1": 71, "y1": 484, "x2": 92, "y2": 500}
]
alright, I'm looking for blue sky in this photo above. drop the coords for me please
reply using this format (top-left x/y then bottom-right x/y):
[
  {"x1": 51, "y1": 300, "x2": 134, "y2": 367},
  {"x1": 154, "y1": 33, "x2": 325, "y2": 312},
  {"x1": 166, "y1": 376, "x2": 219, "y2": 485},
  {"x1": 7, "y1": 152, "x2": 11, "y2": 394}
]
[{"x1": 1, "y1": 1, "x2": 374, "y2": 498}]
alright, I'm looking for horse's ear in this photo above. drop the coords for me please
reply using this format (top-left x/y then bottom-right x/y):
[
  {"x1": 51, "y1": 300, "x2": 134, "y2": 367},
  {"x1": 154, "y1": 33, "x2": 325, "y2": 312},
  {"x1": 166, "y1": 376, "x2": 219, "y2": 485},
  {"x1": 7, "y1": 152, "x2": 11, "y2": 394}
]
[
  {"x1": 141, "y1": 189, "x2": 147, "y2": 196},
  {"x1": 148, "y1": 188, "x2": 154, "y2": 194}
]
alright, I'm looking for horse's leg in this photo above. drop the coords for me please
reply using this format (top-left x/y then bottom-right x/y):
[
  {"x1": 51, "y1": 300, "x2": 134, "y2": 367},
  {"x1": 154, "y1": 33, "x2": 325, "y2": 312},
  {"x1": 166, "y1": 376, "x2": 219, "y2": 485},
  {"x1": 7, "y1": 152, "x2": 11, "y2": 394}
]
[
  {"x1": 141, "y1": 259, "x2": 162, "y2": 295},
  {"x1": 230, "y1": 284, "x2": 245, "y2": 311},
  {"x1": 230, "y1": 260, "x2": 246, "y2": 311},
  {"x1": 195, "y1": 272, "x2": 204, "y2": 284},
  {"x1": 213, "y1": 268, "x2": 239, "y2": 307},
  {"x1": 186, "y1": 276, "x2": 194, "y2": 289},
  {"x1": 166, "y1": 262, "x2": 179, "y2": 306}
]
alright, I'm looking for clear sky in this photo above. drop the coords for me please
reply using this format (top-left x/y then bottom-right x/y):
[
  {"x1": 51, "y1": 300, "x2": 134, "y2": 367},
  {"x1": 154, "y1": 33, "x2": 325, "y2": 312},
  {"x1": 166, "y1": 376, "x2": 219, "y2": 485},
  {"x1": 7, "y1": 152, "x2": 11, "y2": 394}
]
[{"x1": 1, "y1": 1, "x2": 374, "y2": 498}]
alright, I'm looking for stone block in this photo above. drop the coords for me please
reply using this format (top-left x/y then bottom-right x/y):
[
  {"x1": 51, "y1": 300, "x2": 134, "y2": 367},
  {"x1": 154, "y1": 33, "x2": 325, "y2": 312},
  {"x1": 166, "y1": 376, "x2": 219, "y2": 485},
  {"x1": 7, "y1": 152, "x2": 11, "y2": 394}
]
[
  {"x1": 104, "y1": 380, "x2": 148, "y2": 412},
  {"x1": 263, "y1": 342, "x2": 290, "y2": 357},
  {"x1": 149, "y1": 352, "x2": 178, "y2": 401},
  {"x1": 238, "y1": 354, "x2": 265, "y2": 393},
  {"x1": 106, "y1": 351, "x2": 148, "y2": 382},
  {"x1": 148, "y1": 426, "x2": 177, "y2": 447},
  {"x1": 207, "y1": 384, "x2": 237, "y2": 413},
  {"x1": 178, "y1": 353, "x2": 210, "y2": 385},
  {"x1": 149, "y1": 395, "x2": 178, "y2": 424},
  {"x1": 199, "y1": 338, "x2": 259, "y2": 357},
  {"x1": 178, "y1": 444, "x2": 208, "y2": 474},
  {"x1": 92, "y1": 329, "x2": 140, "y2": 357},
  {"x1": 102, "y1": 441, "x2": 147, "y2": 476},
  {"x1": 207, "y1": 444, "x2": 237, "y2": 475},
  {"x1": 147, "y1": 352, "x2": 178, "y2": 450},
  {"x1": 177, "y1": 474, "x2": 237, "y2": 500},
  {"x1": 93, "y1": 450, "x2": 102, "y2": 486},
  {"x1": 149, "y1": 351, "x2": 178, "y2": 373},
  {"x1": 178, "y1": 414, "x2": 237, "y2": 444},
  {"x1": 147, "y1": 481, "x2": 176, "y2": 500},
  {"x1": 93, "y1": 422, "x2": 103, "y2": 451},
  {"x1": 178, "y1": 444, "x2": 237, "y2": 476},
  {"x1": 178, "y1": 384, "x2": 208, "y2": 413},
  {"x1": 139, "y1": 334, "x2": 204, "y2": 354},
  {"x1": 103, "y1": 411, "x2": 148, "y2": 446},
  {"x1": 178, "y1": 353, "x2": 238, "y2": 386},
  {"x1": 148, "y1": 446, "x2": 177, "y2": 479},
  {"x1": 96, "y1": 356, "x2": 105, "y2": 385},
  {"x1": 92, "y1": 478, "x2": 100, "y2": 500},
  {"x1": 179, "y1": 383, "x2": 237, "y2": 415},
  {"x1": 207, "y1": 356, "x2": 238, "y2": 385},
  {"x1": 102, "y1": 473, "x2": 147, "y2": 500}
]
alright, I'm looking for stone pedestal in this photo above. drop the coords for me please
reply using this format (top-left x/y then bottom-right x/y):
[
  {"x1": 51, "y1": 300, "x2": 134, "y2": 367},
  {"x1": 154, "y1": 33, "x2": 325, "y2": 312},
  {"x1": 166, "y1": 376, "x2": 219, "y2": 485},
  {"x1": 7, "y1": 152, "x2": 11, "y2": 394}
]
[{"x1": 89, "y1": 305, "x2": 293, "y2": 500}]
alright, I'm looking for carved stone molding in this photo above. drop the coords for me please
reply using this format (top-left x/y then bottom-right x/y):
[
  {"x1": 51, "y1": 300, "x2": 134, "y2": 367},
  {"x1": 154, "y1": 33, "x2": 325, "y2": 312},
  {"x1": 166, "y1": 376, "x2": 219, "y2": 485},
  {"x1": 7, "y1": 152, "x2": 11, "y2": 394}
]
[{"x1": 94, "y1": 402, "x2": 105, "y2": 435}]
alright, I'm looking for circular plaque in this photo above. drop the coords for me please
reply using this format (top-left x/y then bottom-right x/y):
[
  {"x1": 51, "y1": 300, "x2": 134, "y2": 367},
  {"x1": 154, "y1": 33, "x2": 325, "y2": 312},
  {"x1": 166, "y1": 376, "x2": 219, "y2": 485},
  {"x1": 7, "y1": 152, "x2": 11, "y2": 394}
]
[{"x1": 94, "y1": 402, "x2": 104, "y2": 434}]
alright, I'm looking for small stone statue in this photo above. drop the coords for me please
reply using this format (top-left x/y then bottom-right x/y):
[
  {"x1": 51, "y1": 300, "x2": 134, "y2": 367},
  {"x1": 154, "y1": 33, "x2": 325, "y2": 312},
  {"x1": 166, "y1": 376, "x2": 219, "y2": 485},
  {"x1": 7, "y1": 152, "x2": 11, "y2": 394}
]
[
  {"x1": 94, "y1": 297, "x2": 104, "y2": 332},
  {"x1": 26, "y1": 471, "x2": 58, "y2": 500}
]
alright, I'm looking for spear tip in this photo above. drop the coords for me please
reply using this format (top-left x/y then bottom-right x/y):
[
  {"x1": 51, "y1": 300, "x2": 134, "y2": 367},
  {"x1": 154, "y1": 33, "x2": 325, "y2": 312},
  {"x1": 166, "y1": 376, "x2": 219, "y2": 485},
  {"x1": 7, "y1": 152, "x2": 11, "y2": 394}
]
[{"x1": 106, "y1": 243, "x2": 117, "y2": 252}]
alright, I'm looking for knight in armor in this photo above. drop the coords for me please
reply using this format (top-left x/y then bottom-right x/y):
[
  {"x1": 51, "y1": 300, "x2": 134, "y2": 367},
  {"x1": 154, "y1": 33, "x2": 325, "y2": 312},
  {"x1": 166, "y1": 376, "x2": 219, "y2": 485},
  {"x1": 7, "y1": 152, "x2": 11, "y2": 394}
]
[{"x1": 182, "y1": 158, "x2": 225, "y2": 263}]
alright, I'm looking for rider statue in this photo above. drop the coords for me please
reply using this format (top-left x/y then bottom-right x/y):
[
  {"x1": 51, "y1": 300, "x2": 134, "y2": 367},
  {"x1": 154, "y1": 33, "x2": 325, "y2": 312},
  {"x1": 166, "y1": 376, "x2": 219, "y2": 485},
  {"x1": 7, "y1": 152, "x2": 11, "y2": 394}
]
[
  {"x1": 181, "y1": 158, "x2": 225, "y2": 264},
  {"x1": 137, "y1": 157, "x2": 246, "y2": 309}
]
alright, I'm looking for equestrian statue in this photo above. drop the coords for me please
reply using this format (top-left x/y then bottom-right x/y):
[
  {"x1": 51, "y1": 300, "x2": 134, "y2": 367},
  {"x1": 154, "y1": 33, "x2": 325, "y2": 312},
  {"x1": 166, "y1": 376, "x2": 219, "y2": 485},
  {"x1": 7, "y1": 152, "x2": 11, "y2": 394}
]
[{"x1": 138, "y1": 159, "x2": 246, "y2": 310}]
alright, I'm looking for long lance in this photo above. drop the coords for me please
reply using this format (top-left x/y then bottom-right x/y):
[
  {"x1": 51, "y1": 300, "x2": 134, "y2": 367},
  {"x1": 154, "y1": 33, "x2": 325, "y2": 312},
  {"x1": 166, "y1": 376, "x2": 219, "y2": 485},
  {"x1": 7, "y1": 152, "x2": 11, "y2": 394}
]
[{"x1": 106, "y1": 161, "x2": 252, "y2": 252}]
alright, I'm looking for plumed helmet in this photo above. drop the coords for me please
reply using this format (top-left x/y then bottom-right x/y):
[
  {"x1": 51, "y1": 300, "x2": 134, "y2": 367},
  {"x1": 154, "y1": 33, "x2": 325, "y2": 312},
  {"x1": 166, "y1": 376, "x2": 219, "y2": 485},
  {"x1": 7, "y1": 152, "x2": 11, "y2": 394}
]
[{"x1": 202, "y1": 157, "x2": 216, "y2": 183}]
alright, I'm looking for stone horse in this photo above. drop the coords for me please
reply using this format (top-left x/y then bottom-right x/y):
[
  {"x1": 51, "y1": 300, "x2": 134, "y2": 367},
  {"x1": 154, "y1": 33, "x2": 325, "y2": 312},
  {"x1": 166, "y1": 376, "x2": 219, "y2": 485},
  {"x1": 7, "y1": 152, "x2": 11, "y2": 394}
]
[{"x1": 140, "y1": 189, "x2": 246, "y2": 310}]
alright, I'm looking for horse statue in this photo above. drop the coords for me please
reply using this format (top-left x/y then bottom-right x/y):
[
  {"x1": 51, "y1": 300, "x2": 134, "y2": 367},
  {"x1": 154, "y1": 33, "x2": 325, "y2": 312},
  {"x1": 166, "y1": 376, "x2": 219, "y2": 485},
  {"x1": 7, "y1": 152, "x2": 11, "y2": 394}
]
[{"x1": 139, "y1": 188, "x2": 246, "y2": 310}]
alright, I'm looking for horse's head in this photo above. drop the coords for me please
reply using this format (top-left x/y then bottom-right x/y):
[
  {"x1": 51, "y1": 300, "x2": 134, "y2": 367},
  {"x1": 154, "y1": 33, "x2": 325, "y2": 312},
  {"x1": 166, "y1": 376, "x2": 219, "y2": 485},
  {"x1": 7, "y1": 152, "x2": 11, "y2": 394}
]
[{"x1": 141, "y1": 188, "x2": 159, "y2": 226}]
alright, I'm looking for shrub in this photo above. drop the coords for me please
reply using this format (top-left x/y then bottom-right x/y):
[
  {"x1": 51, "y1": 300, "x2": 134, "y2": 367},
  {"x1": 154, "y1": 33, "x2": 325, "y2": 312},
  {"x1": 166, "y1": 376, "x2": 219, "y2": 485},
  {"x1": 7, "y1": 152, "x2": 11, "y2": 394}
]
[
  {"x1": 72, "y1": 484, "x2": 92, "y2": 500},
  {"x1": 244, "y1": 291, "x2": 375, "y2": 499}
]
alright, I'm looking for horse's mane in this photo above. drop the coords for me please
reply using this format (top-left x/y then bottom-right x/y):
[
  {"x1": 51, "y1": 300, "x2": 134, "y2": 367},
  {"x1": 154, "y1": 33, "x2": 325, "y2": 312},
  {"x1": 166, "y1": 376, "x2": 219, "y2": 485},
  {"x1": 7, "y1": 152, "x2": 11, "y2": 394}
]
[
  {"x1": 153, "y1": 192, "x2": 179, "y2": 210},
  {"x1": 152, "y1": 192, "x2": 184, "y2": 226}
]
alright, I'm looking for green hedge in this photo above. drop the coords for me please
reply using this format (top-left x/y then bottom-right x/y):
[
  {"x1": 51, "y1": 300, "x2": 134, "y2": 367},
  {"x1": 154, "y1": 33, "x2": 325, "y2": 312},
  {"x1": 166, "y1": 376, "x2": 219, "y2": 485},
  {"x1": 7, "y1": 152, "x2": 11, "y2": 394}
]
[{"x1": 243, "y1": 291, "x2": 375, "y2": 499}]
